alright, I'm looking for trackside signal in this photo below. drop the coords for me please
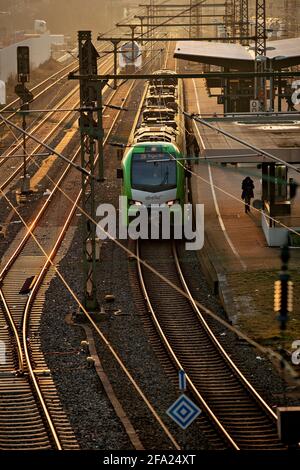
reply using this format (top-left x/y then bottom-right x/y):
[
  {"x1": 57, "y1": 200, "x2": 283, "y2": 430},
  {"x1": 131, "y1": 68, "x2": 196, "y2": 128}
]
[
  {"x1": 274, "y1": 245, "x2": 293, "y2": 330},
  {"x1": 17, "y1": 46, "x2": 30, "y2": 82}
]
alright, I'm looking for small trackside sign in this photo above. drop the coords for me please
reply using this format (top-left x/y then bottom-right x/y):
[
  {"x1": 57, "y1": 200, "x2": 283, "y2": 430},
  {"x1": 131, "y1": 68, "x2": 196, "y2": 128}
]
[
  {"x1": 167, "y1": 394, "x2": 201, "y2": 430},
  {"x1": 178, "y1": 369, "x2": 186, "y2": 391}
]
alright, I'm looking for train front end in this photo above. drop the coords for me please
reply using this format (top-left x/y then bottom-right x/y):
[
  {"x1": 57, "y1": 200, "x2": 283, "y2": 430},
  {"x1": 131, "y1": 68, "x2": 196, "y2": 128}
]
[{"x1": 121, "y1": 142, "x2": 185, "y2": 226}]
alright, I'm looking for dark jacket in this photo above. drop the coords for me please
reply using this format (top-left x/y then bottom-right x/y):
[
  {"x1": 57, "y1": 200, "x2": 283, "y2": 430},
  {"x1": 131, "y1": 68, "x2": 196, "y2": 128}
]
[{"x1": 241, "y1": 177, "x2": 254, "y2": 200}]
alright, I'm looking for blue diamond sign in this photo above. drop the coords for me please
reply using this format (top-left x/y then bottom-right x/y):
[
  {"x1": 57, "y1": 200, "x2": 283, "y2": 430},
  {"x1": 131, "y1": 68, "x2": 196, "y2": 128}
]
[{"x1": 167, "y1": 394, "x2": 201, "y2": 430}]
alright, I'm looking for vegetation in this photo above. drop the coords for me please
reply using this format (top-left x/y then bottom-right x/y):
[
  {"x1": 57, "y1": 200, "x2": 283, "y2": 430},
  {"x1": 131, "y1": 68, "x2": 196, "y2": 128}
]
[{"x1": 227, "y1": 269, "x2": 300, "y2": 350}]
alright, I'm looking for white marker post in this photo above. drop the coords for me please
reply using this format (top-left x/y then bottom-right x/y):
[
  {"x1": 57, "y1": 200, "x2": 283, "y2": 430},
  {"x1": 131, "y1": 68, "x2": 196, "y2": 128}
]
[{"x1": 178, "y1": 369, "x2": 186, "y2": 392}]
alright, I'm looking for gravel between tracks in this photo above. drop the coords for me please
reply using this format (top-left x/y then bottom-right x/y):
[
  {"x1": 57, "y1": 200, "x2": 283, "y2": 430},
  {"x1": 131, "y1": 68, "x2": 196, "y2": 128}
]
[
  {"x1": 39, "y1": 82, "x2": 298, "y2": 450},
  {"x1": 40, "y1": 174, "x2": 213, "y2": 450},
  {"x1": 40, "y1": 181, "x2": 298, "y2": 451},
  {"x1": 177, "y1": 244, "x2": 300, "y2": 408}
]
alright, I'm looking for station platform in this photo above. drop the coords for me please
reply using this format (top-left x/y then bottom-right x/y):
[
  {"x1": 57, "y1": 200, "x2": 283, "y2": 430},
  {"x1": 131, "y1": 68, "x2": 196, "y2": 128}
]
[{"x1": 183, "y1": 77, "x2": 300, "y2": 347}]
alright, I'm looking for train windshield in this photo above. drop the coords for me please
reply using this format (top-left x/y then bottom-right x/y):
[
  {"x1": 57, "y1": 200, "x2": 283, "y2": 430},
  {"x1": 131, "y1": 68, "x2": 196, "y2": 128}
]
[{"x1": 131, "y1": 153, "x2": 177, "y2": 193}]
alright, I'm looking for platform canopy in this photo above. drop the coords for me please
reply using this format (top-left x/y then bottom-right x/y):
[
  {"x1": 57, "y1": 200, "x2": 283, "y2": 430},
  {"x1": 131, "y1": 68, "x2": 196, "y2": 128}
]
[
  {"x1": 174, "y1": 37, "x2": 300, "y2": 70},
  {"x1": 192, "y1": 118, "x2": 300, "y2": 164}
]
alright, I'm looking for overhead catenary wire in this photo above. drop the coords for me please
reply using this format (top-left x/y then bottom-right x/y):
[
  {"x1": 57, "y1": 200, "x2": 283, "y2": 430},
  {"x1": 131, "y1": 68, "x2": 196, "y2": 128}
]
[
  {"x1": 1, "y1": 2, "x2": 158, "y2": 121},
  {"x1": 97, "y1": 0, "x2": 211, "y2": 69},
  {"x1": 170, "y1": 109, "x2": 300, "y2": 238},
  {"x1": 1, "y1": 110, "x2": 298, "y2": 385},
  {"x1": 0, "y1": 113, "x2": 93, "y2": 179},
  {"x1": 0, "y1": 40, "x2": 298, "y2": 385},
  {"x1": 4, "y1": 59, "x2": 299, "y2": 241},
  {"x1": 0, "y1": 185, "x2": 181, "y2": 450},
  {"x1": 133, "y1": 0, "x2": 210, "y2": 42},
  {"x1": 154, "y1": 66, "x2": 300, "y2": 238},
  {"x1": 0, "y1": 159, "x2": 298, "y2": 385}
]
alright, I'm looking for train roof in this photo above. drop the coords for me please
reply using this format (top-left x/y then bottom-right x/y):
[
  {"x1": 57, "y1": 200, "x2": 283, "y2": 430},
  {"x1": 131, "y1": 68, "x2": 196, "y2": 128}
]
[
  {"x1": 133, "y1": 125, "x2": 178, "y2": 143},
  {"x1": 130, "y1": 141, "x2": 179, "y2": 151},
  {"x1": 147, "y1": 93, "x2": 176, "y2": 99},
  {"x1": 143, "y1": 107, "x2": 176, "y2": 113}
]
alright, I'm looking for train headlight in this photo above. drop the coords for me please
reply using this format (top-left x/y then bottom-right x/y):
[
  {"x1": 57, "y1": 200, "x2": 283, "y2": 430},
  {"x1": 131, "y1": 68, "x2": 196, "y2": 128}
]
[
  {"x1": 129, "y1": 200, "x2": 142, "y2": 206},
  {"x1": 167, "y1": 199, "x2": 179, "y2": 206}
]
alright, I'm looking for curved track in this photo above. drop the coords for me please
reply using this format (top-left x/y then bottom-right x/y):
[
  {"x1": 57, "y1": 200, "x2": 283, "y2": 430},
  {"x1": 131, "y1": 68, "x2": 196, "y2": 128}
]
[
  {"x1": 136, "y1": 239, "x2": 284, "y2": 450},
  {"x1": 0, "y1": 68, "x2": 131, "y2": 450},
  {"x1": 0, "y1": 43, "x2": 110, "y2": 132},
  {"x1": 0, "y1": 54, "x2": 113, "y2": 192}
]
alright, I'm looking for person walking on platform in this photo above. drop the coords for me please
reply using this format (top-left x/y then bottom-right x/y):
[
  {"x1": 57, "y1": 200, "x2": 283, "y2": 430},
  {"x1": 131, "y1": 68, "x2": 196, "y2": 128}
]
[{"x1": 241, "y1": 176, "x2": 254, "y2": 213}]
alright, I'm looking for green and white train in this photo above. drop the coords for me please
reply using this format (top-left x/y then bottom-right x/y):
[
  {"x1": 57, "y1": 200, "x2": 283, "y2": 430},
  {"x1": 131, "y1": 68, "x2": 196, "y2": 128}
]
[{"x1": 118, "y1": 70, "x2": 187, "y2": 224}]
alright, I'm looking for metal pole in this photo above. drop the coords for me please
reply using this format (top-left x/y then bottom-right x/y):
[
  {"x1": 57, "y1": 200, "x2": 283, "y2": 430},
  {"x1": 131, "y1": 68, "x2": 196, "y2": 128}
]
[
  {"x1": 146, "y1": 6, "x2": 150, "y2": 41},
  {"x1": 269, "y1": 59, "x2": 273, "y2": 112},
  {"x1": 112, "y1": 40, "x2": 119, "y2": 89},
  {"x1": 240, "y1": 0, "x2": 249, "y2": 45},
  {"x1": 138, "y1": 17, "x2": 144, "y2": 45},
  {"x1": 130, "y1": 25, "x2": 136, "y2": 66},
  {"x1": 97, "y1": 83, "x2": 105, "y2": 182},
  {"x1": 278, "y1": 67, "x2": 282, "y2": 112},
  {"x1": 255, "y1": 0, "x2": 266, "y2": 109},
  {"x1": 78, "y1": 30, "x2": 100, "y2": 313},
  {"x1": 22, "y1": 108, "x2": 26, "y2": 182},
  {"x1": 20, "y1": 76, "x2": 30, "y2": 194},
  {"x1": 224, "y1": 67, "x2": 229, "y2": 113}
]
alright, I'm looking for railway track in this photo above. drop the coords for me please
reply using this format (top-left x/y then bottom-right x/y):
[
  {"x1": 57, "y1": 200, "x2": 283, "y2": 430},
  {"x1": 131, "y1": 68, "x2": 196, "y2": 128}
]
[
  {"x1": 0, "y1": 43, "x2": 111, "y2": 132},
  {"x1": 0, "y1": 68, "x2": 135, "y2": 450},
  {"x1": 0, "y1": 56, "x2": 78, "y2": 129},
  {"x1": 0, "y1": 54, "x2": 114, "y2": 194},
  {"x1": 136, "y1": 239, "x2": 284, "y2": 450}
]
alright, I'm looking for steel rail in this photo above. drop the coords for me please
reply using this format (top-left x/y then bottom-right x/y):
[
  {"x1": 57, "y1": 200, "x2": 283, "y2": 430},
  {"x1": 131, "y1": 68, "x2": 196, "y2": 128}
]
[
  {"x1": 136, "y1": 240, "x2": 239, "y2": 449},
  {"x1": 0, "y1": 43, "x2": 110, "y2": 130},
  {"x1": 172, "y1": 242, "x2": 278, "y2": 421},
  {"x1": 0, "y1": 57, "x2": 79, "y2": 127},
  {"x1": 0, "y1": 59, "x2": 121, "y2": 450},
  {"x1": 0, "y1": 45, "x2": 182, "y2": 450},
  {"x1": 21, "y1": 76, "x2": 181, "y2": 448},
  {"x1": 0, "y1": 70, "x2": 134, "y2": 450},
  {"x1": 0, "y1": 288, "x2": 24, "y2": 372},
  {"x1": 136, "y1": 238, "x2": 284, "y2": 449},
  {"x1": 0, "y1": 55, "x2": 113, "y2": 192},
  {"x1": 0, "y1": 53, "x2": 112, "y2": 163},
  {"x1": 10, "y1": 51, "x2": 180, "y2": 451}
]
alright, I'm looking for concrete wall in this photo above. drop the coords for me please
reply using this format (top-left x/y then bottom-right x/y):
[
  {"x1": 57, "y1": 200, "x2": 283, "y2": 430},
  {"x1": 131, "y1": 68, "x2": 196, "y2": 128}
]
[
  {"x1": 262, "y1": 211, "x2": 287, "y2": 246},
  {"x1": 0, "y1": 32, "x2": 51, "y2": 83},
  {"x1": 261, "y1": 211, "x2": 300, "y2": 246}
]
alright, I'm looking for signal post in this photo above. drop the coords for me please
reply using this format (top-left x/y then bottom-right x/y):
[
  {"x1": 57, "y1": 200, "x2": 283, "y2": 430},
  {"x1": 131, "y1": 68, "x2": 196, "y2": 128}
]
[
  {"x1": 77, "y1": 31, "x2": 107, "y2": 313},
  {"x1": 15, "y1": 46, "x2": 33, "y2": 195}
]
